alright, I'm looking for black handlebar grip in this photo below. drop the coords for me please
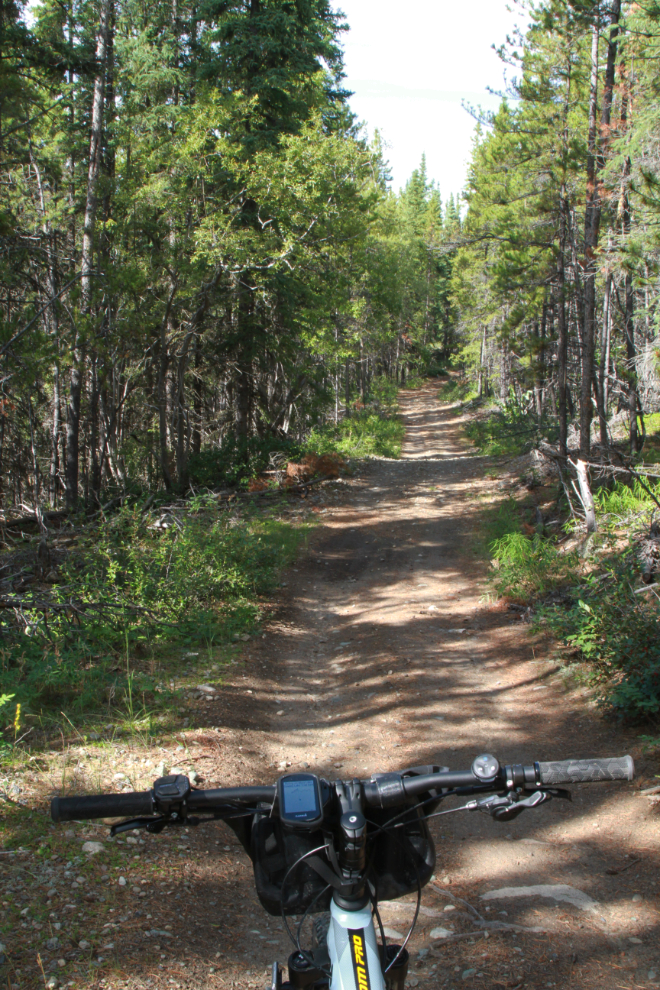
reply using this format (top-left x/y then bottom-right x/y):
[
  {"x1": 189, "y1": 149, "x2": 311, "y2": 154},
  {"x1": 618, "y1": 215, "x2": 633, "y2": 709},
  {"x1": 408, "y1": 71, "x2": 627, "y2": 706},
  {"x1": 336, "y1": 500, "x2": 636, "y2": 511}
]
[
  {"x1": 51, "y1": 790, "x2": 154, "y2": 823},
  {"x1": 538, "y1": 755, "x2": 634, "y2": 786}
]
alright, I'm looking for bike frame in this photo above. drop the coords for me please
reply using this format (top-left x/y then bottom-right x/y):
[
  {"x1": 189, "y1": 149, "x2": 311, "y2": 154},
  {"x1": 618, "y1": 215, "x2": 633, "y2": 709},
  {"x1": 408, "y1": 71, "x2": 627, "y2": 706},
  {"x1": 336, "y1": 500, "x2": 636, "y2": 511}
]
[
  {"x1": 327, "y1": 899, "x2": 384, "y2": 990},
  {"x1": 50, "y1": 755, "x2": 635, "y2": 990}
]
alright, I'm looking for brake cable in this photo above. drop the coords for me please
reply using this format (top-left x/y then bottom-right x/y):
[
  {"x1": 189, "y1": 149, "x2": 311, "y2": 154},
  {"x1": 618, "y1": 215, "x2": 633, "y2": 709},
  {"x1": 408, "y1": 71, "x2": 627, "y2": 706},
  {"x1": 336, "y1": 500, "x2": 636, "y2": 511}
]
[
  {"x1": 294, "y1": 883, "x2": 332, "y2": 974},
  {"x1": 279, "y1": 843, "x2": 332, "y2": 963},
  {"x1": 362, "y1": 815, "x2": 423, "y2": 973}
]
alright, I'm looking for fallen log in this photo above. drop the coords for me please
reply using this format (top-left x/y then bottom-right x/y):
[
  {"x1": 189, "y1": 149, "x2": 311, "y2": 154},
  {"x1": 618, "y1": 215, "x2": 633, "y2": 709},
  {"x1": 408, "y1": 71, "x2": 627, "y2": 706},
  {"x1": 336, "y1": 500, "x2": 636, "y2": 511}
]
[{"x1": 0, "y1": 509, "x2": 69, "y2": 529}]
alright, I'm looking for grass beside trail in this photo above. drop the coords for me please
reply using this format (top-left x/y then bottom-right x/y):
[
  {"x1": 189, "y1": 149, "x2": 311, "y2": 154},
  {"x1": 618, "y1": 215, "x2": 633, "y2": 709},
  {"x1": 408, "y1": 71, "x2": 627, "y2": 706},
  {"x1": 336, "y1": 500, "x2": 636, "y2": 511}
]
[
  {"x1": 0, "y1": 498, "x2": 309, "y2": 754},
  {"x1": 1, "y1": 387, "x2": 404, "y2": 759},
  {"x1": 471, "y1": 413, "x2": 660, "y2": 726},
  {"x1": 303, "y1": 378, "x2": 404, "y2": 460},
  {"x1": 304, "y1": 411, "x2": 404, "y2": 460}
]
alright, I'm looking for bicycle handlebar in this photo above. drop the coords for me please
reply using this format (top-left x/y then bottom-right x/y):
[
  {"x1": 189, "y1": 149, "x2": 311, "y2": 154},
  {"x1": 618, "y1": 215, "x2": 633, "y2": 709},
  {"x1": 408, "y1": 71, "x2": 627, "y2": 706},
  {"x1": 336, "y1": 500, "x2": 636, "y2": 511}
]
[
  {"x1": 50, "y1": 755, "x2": 633, "y2": 823},
  {"x1": 537, "y1": 755, "x2": 634, "y2": 785},
  {"x1": 51, "y1": 790, "x2": 154, "y2": 823}
]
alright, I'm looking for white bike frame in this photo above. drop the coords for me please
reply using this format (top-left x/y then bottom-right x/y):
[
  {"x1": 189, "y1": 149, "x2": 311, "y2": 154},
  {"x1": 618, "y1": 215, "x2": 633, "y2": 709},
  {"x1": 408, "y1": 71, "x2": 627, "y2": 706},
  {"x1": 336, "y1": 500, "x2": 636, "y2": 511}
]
[{"x1": 326, "y1": 898, "x2": 385, "y2": 990}]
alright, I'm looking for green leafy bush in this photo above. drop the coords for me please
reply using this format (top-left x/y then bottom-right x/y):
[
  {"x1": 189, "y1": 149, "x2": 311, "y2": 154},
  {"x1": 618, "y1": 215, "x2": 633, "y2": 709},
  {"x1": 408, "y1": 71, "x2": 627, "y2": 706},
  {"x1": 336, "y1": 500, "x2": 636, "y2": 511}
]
[
  {"x1": 187, "y1": 434, "x2": 301, "y2": 488},
  {"x1": 540, "y1": 563, "x2": 660, "y2": 718},
  {"x1": 465, "y1": 390, "x2": 559, "y2": 457},
  {"x1": 594, "y1": 477, "x2": 660, "y2": 524},
  {"x1": 483, "y1": 466, "x2": 660, "y2": 720},
  {"x1": 437, "y1": 378, "x2": 476, "y2": 403},
  {"x1": 300, "y1": 377, "x2": 403, "y2": 459},
  {"x1": 0, "y1": 504, "x2": 307, "y2": 726},
  {"x1": 490, "y1": 531, "x2": 578, "y2": 598},
  {"x1": 304, "y1": 409, "x2": 404, "y2": 459}
]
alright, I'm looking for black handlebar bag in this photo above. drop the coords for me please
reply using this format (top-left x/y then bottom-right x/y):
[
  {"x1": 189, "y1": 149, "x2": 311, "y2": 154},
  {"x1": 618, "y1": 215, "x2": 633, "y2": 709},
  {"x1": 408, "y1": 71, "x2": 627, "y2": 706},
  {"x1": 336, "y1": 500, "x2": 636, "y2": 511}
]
[
  {"x1": 251, "y1": 816, "x2": 332, "y2": 915},
  {"x1": 228, "y1": 766, "x2": 445, "y2": 915},
  {"x1": 366, "y1": 765, "x2": 443, "y2": 902}
]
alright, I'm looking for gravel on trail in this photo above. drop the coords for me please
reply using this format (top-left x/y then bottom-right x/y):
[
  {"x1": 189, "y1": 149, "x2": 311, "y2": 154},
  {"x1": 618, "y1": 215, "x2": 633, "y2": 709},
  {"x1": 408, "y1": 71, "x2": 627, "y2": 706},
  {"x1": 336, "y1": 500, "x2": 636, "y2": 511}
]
[{"x1": 2, "y1": 385, "x2": 659, "y2": 990}]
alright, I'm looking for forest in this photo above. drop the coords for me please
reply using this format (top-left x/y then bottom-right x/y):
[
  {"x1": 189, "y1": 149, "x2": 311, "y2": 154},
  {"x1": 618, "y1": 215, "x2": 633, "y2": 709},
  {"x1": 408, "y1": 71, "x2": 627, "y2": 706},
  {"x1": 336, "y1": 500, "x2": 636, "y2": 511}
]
[
  {"x1": 0, "y1": 0, "x2": 462, "y2": 729},
  {"x1": 1, "y1": 0, "x2": 459, "y2": 506},
  {"x1": 3, "y1": 0, "x2": 660, "y2": 731},
  {"x1": 453, "y1": 0, "x2": 660, "y2": 457}
]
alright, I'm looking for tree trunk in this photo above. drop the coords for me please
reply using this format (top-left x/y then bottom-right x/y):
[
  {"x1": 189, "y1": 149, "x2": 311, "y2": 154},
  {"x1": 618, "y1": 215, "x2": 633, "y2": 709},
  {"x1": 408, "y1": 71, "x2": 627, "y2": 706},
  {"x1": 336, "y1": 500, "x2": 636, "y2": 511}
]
[
  {"x1": 618, "y1": 48, "x2": 639, "y2": 454},
  {"x1": 625, "y1": 268, "x2": 639, "y2": 453},
  {"x1": 580, "y1": 18, "x2": 599, "y2": 458},
  {"x1": 66, "y1": 0, "x2": 112, "y2": 508},
  {"x1": 557, "y1": 58, "x2": 571, "y2": 459},
  {"x1": 576, "y1": 459, "x2": 597, "y2": 533},
  {"x1": 598, "y1": 272, "x2": 612, "y2": 447}
]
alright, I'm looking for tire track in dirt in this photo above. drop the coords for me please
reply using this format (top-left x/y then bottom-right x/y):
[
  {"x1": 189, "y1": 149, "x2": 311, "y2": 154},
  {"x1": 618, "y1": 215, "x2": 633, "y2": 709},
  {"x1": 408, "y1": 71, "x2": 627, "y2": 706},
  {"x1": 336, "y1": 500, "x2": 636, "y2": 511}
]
[
  {"x1": 220, "y1": 383, "x2": 659, "y2": 989},
  {"x1": 26, "y1": 384, "x2": 657, "y2": 990}
]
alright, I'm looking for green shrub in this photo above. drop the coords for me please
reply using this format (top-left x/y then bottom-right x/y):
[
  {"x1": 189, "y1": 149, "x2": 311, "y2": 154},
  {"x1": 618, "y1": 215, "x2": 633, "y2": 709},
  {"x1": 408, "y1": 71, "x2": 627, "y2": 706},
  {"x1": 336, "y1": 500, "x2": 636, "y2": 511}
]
[
  {"x1": 482, "y1": 474, "x2": 660, "y2": 720},
  {"x1": 438, "y1": 378, "x2": 476, "y2": 403},
  {"x1": 463, "y1": 388, "x2": 560, "y2": 457},
  {"x1": 540, "y1": 562, "x2": 660, "y2": 718},
  {"x1": 0, "y1": 503, "x2": 307, "y2": 728},
  {"x1": 594, "y1": 477, "x2": 660, "y2": 525},
  {"x1": 304, "y1": 409, "x2": 404, "y2": 459},
  {"x1": 188, "y1": 434, "x2": 301, "y2": 488},
  {"x1": 490, "y1": 531, "x2": 578, "y2": 598}
]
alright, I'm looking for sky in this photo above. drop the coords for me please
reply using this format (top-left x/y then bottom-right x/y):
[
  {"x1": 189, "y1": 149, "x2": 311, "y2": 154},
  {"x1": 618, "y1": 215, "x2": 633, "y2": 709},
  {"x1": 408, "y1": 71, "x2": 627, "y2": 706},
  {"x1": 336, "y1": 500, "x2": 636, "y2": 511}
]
[{"x1": 335, "y1": 0, "x2": 525, "y2": 201}]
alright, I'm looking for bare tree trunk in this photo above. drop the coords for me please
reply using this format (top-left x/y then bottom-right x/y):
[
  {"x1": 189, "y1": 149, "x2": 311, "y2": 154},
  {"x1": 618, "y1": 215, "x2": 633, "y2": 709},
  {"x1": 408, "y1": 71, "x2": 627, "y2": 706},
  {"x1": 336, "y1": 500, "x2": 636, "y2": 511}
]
[
  {"x1": 50, "y1": 363, "x2": 61, "y2": 504},
  {"x1": 582, "y1": 3, "x2": 620, "y2": 456},
  {"x1": 192, "y1": 336, "x2": 202, "y2": 457},
  {"x1": 66, "y1": 0, "x2": 112, "y2": 508},
  {"x1": 598, "y1": 272, "x2": 612, "y2": 447},
  {"x1": 580, "y1": 18, "x2": 599, "y2": 458},
  {"x1": 557, "y1": 59, "x2": 571, "y2": 459},
  {"x1": 618, "y1": 48, "x2": 640, "y2": 453},
  {"x1": 625, "y1": 267, "x2": 639, "y2": 452},
  {"x1": 89, "y1": 356, "x2": 101, "y2": 502},
  {"x1": 29, "y1": 147, "x2": 62, "y2": 506},
  {"x1": 576, "y1": 459, "x2": 597, "y2": 533},
  {"x1": 557, "y1": 198, "x2": 568, "y2": 458}
]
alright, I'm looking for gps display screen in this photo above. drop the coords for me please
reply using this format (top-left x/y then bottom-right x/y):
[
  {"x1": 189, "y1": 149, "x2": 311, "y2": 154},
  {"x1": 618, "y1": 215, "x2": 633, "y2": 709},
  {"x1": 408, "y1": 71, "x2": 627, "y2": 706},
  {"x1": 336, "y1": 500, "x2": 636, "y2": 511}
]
[{"x1": 282, "y1": 777, "x2": 319, "y2": 816}]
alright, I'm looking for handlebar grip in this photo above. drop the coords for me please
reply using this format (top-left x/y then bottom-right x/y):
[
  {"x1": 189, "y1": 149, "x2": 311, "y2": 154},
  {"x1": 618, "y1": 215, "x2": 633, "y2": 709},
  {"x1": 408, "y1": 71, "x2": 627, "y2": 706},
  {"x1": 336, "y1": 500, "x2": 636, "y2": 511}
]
[
  {"x1": 538, "y1": 755, "x2": 634, "y2": 786},
  {"x1": 51, "y1": 791, "x2": 154, "y2": 823}
]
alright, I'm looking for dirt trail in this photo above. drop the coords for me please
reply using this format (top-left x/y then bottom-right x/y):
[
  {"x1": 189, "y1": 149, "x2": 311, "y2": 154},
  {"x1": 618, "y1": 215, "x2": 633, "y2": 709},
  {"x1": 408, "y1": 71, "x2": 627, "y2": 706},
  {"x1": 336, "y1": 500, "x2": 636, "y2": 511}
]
[
  {"x1": 222, "y1": 384, "x2": 659, "y2": 989},
  {"x1": 9, "y1": 385, "x2": 658, "y2": 990}
]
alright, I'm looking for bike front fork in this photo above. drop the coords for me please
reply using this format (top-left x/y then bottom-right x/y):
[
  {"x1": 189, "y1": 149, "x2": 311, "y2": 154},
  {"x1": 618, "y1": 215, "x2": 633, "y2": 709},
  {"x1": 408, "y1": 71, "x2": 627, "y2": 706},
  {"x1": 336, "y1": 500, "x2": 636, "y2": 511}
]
[{"x1": 271, "y1": 900, "x2": 409, "y2": 990}]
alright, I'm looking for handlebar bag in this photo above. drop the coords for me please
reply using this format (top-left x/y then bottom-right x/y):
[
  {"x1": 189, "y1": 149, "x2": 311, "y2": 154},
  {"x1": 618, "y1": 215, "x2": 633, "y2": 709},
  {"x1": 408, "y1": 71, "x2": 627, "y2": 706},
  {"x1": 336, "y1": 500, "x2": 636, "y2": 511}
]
[
  {"x1": 251, "y1": 815, "x2": 332, "y2": 916},
  {"x1": 228, "y1": 765, "x2": 446, "y2": 916},
  {"x1": 367, "y1": 765, "x2": 443, "y2": 902}
]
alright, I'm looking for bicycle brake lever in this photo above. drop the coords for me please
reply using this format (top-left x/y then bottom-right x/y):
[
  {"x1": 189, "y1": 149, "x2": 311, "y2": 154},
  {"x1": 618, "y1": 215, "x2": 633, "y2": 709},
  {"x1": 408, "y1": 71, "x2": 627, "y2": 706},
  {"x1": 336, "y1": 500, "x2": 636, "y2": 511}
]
[
  {"x1": 111, "y1": 814, "x2": 214, "y2": 836},
  {"x1": 471, "y1": 789, "x2": 553, "y2": 822},
  {"x1": 111, "y1": 816, "x2": 172, "y2": 836},
  {"x1": 542, "y1": 787, "x2": 572, "y2": 801}
]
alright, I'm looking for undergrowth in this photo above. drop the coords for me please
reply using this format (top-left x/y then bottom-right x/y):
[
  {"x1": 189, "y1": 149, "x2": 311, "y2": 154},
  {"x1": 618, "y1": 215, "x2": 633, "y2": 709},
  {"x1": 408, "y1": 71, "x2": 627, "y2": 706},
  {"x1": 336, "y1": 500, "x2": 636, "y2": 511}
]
[
  {"x1": 486, "y1": 472, "x2": 660, "y2": 720},
  {"x1": 187, "y1": 377, "x2": 403, "y2": 485},
  {"x1": 539, "y1": 561, "x2": 660, "y2": 718},
  {"x1": 438, "y1": 377, "x2": 476, "y2": 403},
  {"x1": 304, "y1": 410, "x2": 404, "y2": 459},
  {"x1": 303, "y1": 379, "x2": 404, "y2": 459},
  {"x1": 463, "y1": 388, "x2": 559, "y2": 457},
  {"x1": 0, "y1": 499, "x2": 308, "y2": 746}
]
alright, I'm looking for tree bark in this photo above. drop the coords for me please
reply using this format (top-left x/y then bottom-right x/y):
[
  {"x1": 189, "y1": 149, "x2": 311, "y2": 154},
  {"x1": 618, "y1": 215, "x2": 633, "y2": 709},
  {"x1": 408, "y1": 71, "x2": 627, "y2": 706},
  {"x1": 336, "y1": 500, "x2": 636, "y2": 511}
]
[
  {"x1": 580, "y1": 18, "x2": 599, "y2": 458},
  {"x1": 581, "y1": 2, "x2": 620, "y2": 457},
  {"x1": 66, "y1": 0, "x2": 112, "y2": 508},
  {"x1": 576, "y1": 459, "x2": 597, "y2": 533},
  {"x1": 598, "y1": 272, "x2": 612, "y2": 447},
  {"x1": 557, "y1": 58, "x2": 571, "y2": 459}
]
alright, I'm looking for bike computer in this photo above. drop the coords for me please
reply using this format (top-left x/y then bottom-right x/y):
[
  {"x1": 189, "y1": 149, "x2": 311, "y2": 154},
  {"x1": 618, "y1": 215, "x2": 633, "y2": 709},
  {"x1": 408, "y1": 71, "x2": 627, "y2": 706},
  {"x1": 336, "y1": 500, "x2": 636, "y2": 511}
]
[{"x1": 278, "y1": 773, "x2": 324, "y2": 828}]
